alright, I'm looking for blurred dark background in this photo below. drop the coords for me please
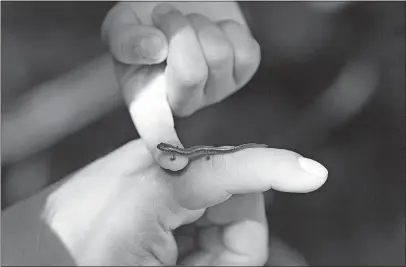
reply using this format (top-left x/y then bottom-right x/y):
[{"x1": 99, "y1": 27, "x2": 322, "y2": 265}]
[{"x1": 1, "y1": 1, "x2": 405, "y2": 266}]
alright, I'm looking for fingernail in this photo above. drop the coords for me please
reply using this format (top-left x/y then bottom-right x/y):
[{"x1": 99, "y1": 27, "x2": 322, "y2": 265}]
[
  {"x1": 154, "y1": 3, "x2": 176, "y2": 17},
  {"x1": 137, "y1": 34, "x2": 164, "y2": 60},
  {"x1": 298, "y1": 157, "x2": 328, "y2": 179}
]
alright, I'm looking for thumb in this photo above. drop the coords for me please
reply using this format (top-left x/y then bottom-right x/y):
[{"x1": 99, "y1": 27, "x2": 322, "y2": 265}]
[
  {"x1": 107, "y1": 25, "x2": 168, "y2": 65},
  {"x1": 102, "y1": 2, "x2": 168, "y2": 65}
]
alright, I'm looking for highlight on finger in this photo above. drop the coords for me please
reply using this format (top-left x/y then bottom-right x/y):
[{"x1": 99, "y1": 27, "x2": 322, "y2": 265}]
[
  {"x1": 167, "y1": 146, "x2": 328, "y2": 209},
  {"x1": 122, "y1": 65, "x2": 188, "y2": 171}
]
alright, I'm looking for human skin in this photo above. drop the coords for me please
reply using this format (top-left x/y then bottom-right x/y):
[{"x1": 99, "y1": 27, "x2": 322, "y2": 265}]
[
  {"x1": 102, "y1": 2, "x2": 261, "y2": 171},
  {"x1": 1, "y1": 139, "x2": 328, "y2": 265},
  {"x1": 2, "y1": 2, "x2": 329, "y2": 266}
]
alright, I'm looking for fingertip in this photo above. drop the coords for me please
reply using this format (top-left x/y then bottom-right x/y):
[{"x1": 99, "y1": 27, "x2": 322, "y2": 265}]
[
  {"x1": 156, "y1": 152, "x2": 189, "y2": 171},
  {"x1": 101, "y1": 2, "x2": 169, "y2": 65},
  {"x1": 136, "y1": 31, "x2": 168, "y2": 64},
  {"x1": 148, "y1": 140, "x2": 189, "y2": 171},
  {"x1": 109, "y1": 25, "x2": 168, "y2": 65},
  {"x1": 124, "y1": 65, "x2": 188, "y2": 171},
  {"x1": 206, "y1": 148, "x2": 328, "y2": 195},
  {"x1": 298, "y1": 157, "x2": 328, "y2": 182},
  {"x1": 269, "y1": 155, "x2": 329, "y2": 193}
]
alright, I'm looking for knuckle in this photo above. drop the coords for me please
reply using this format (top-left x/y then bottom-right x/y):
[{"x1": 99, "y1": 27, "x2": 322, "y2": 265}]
[
  {"x1": 169, "y1": 92, "x2": 203, "y2": 117},
  {"x1": 203, "y1": 37, "x2": 233, "y2": 67},
  {"x1": 217, "y1": 19, "x2": 260, "y2": 67},
  {"x1": 172, "y1": 101, "x2": 198, "y2": 117},
  {"x1": 174, "y1": 107, "x2": 196, "y2": 117},
  {"x1": 188, "y1": 13, "x2": 213, "y2": 29},
  {"x1": 101, "y1": 3, "x2": 136, "y2": 43},
  {"x1": 189, "y1": 15, "x2": 233, "y2": 67},
  {"x1": 251, "y1": 39, "x2": 262, "y2": 60},
  {"x1": 237, "y1": 38, "x2": 261, "y2": 67},
  {"x1": 172, "y1": 60, "x2": 208, "y2": 88},
  {"x1": 218, "y1": 19, "x2": 242, "y2": 30},
  {"x1": 108, "y1": 24, "x2": 133, "y2": 62},
  {"x1": 187, "y1": 12, "x2": 204, "y2": 21}
]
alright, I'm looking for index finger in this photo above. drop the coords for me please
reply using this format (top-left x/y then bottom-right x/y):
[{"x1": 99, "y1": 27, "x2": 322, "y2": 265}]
[
  {"x1": 122, "y1": 65, "x2": 189, "y2": 171},
  {"x1": 102, "y1": 3, "x2": 188, "y2": 171},
  {"x1": 168, "y1": 147, "x2": 328, "y2": 209}
]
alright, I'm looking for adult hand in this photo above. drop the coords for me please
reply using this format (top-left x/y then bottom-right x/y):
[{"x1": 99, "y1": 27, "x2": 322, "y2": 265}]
[
  {"x1": 42, "y1": 139, "x2": 328, "y2": 265},
  {"x1": 101, "y1": 2, "x2": 261, "y2": 171}
]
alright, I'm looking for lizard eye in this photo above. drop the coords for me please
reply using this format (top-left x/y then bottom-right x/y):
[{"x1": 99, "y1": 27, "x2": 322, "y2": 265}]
[{"x1": 157, "y1": 143, "x2": 165, "y2": 149}]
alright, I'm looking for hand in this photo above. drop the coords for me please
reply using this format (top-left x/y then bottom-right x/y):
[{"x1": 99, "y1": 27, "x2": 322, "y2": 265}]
[
  {"x1": 101, "y1": 2, "x2": 261, "y2": 171},
  {"x1": 43, "y1": 139, "x2": 328, "y2": 265}
]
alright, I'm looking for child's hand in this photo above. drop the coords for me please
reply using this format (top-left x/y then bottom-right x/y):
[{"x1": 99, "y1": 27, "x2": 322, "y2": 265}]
[{"x1": 102, "y1": 2, "x2": 261, "y2": 171}]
